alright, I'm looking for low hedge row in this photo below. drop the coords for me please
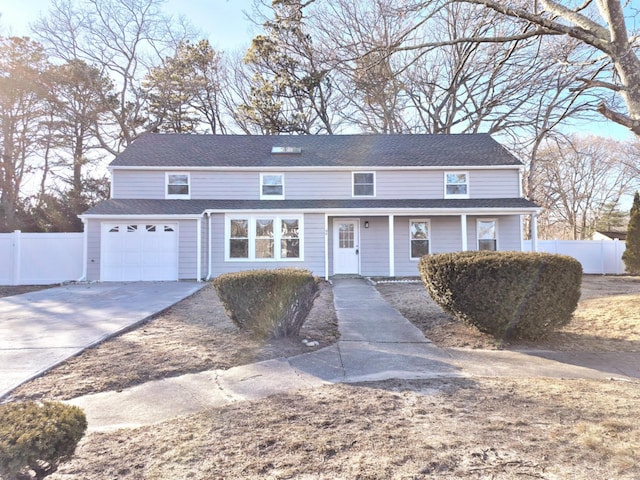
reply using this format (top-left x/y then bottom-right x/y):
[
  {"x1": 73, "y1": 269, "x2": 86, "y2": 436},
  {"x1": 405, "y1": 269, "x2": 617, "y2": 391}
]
[
  {"x1": 0, "y1": 401, "x2": 87, "y2": 480},
  {"x1": 213, "y1": 268, "x2": 319, "y2": 339},
  {"x1": 418, "y1": 251, "x2": 582, "y2": 340}
]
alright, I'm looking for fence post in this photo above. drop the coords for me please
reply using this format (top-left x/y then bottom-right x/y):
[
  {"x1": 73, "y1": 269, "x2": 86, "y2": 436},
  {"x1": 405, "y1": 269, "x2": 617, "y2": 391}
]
[{"x1": 12, "y1": 230, "x2": 21, "y2": 286}]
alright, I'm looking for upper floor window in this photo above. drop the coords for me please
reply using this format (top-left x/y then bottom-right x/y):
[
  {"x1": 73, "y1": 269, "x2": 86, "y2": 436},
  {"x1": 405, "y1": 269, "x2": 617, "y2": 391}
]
[
  {"x1": 444, "y1": 172, "x2": 468, "y2": 198},
  {"x1": 478, "y1": 219, "x2": 497, "y2": 251},
  {"x1": 166, "y1": 173, "x2": 190, "y2": 199},
  {"x1": 260, "y1": 173, "x2": 285, "y2": 200},
  {"x1": 410, "y1": 219, "x2": 430, "y2": 259},
  {"x1": 353, "y1": 172, "x2": 375, "y2": 197}
]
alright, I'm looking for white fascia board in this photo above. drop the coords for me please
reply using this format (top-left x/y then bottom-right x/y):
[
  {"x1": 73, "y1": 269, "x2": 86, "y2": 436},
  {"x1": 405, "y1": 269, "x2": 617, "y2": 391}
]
[
  {"x1": 110, "y1": 165, "x2": 521, "y2": 172},
  {"x1": 79, "y1": 213, "x2": 204, "y2": 220},
  {"x1": 204, "y1": 207, "x2": 541, "y2": 216}
]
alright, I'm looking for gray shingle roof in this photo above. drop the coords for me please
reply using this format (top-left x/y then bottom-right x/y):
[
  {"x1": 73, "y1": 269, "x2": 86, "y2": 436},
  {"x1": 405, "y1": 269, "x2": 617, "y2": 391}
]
[
  {"x1": 110, "y1": 133, "x2": 522, "y2": 168},
  {"x1": 83, "y1": 198, "x2": 539, "y2": 216}
]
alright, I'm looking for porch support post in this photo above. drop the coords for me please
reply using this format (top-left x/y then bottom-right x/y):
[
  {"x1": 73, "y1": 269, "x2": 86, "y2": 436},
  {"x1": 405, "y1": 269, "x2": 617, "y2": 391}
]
[
  {"x1": 388, "y1": 215, "x2": 395, "y2": 277},
  {"x1": 324, "y1": 214, "x2": 329, "y2": 280},
  {"x1": 460, "y1": 214, "x2": 468, "y2": 251},
  {"x1": 531, "y1": 213, "x2": 538, "y2": 252},
  {"x1": 196, "y1": 217, "x2": 202, "y2": 281}
]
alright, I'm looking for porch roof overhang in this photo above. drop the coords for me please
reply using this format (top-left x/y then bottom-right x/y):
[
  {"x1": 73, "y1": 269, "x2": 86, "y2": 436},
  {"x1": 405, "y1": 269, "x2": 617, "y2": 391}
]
[{"x1": 81, "y1": 198, "x2": 540, "y2": 219}]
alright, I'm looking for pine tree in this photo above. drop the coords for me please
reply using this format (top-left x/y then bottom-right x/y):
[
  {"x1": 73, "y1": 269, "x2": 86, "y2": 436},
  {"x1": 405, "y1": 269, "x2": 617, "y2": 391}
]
[{"x1": 622, "y1": 192, "x2": 640, "y2": 274}]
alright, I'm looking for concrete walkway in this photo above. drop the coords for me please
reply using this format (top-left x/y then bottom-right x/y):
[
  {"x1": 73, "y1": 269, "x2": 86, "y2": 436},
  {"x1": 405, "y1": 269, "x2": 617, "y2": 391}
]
[
  {"x1": 0, "y1": 282, "x2": 203, "y2": 399},
  {"x1": 65, "y1": 278, "x2": 640, "y2": 432}
]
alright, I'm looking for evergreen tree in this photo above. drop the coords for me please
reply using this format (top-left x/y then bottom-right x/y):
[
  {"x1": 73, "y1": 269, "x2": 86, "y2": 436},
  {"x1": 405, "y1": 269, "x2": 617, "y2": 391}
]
[{"x1": 622, "y1": 192, "x2": 640, "y2": 274}]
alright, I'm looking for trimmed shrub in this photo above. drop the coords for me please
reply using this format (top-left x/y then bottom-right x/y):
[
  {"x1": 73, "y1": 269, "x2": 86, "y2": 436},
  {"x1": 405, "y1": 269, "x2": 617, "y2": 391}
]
[
  {"x1": 0, "y1": 401, "x2": 87, "y2": 480},
  {"x1": 213, "y1": 268, "x2": 319, "y2": 339},
  {"x1": 418, "y1": 251, "x2": 582, "y2": 341}
]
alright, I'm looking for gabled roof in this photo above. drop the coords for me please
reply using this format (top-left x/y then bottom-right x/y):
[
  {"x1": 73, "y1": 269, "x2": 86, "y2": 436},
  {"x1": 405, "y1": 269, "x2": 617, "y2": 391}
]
[
  {"x1": 110, "y1": 133, "x2": 523, "y2": 168},
  {"x1": 83, "y1": 198, "x2": 539, "y2": 216}
]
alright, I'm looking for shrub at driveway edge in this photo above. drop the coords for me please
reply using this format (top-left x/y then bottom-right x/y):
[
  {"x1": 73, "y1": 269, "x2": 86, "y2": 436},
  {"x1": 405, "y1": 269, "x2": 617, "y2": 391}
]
[
  {"x1": 213, "y1": 268, "x2": 319, "y2": 339},
  {"x1": 419, "y1": 251, "x2": 583, "y2": 341},
  {"x1": 0, "y1": 401, "x2": 87, "y2": 480}
]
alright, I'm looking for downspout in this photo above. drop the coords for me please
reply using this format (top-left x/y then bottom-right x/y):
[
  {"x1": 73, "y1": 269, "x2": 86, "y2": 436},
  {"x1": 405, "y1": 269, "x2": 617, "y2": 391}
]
[
  {"x1": 196, "y1": 217, "x2": 202, "y2": 281},
  {"x1": 206, "y1": 212, "x2": 213, "y2": 281},
  {"x1": 324, "y1": 214, "x2": 329, "y2": 280},
  {"x1": 77, "y1": 218, "x2": 88, "y2": 282}
]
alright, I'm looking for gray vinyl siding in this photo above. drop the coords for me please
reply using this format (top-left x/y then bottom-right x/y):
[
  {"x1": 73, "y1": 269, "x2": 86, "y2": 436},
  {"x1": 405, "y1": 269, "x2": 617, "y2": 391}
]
[
  {"x1": 112, "y1": 168, "x2": 521, "y2": 200},
  {"x1": 360, "y1": 217, "x2": 390, "y2": 276},
  {"x1": 112, "y1": 170, "x2": 165, "y2": 199},
  {"x1": 209, "y1": 212, "x2": 326, "y2": 277},
  {"x1": 86, "y1": 219, "x2": 101, "y2": 281},
  {"x1": 178, "y1": 219, "x2": 198, "y2": 279}
]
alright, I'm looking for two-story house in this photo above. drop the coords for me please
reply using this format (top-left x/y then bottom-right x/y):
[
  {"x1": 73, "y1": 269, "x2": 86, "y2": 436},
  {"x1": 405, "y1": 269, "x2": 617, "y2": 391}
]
[{"x1": 79, "y1": 133, "x2": 540, "y2": 281}]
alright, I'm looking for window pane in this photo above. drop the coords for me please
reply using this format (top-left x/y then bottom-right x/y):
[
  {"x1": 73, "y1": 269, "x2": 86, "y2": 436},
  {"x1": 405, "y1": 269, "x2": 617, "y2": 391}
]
[
  {"x1": 262, "y1": 175, "x2": 282, "y2": 185},
  {"x1": 168, "y1": 184, "x2": 189, "y2": 195},
  {"x1": 281, "y1": 219, "x2": 299, "y2": 238},
  {"x1": 478, "y1": 221, "x2": 496, "y2": 239},
  {"x1": 479, "y1": 239, "x2": 497, "y2": 251},
  {"x1": 354, "y1": 173, "x2": 373, "y2": 184},
  {"x1": 256, "y1": 219, "x2": 273, "y2": 237},
  {"x1": 354, "y1": 184, "x2": 374, "y2": 196},
  {"x1": 169, "y1": 174, "x2": 188, "y2": 185},
  {"x1": 256, "y1": 239, "x2": 274, "y2": 258},
  {"x1": 411, "y1": 240, "x2": 429, "y2": 258},
  {"x1": 262, "y1": 185, "x2": 283, "y2": 195},
  {"x1": 281, "y1": 239, "x2": 300, "y2": 258},
  {"x1": 446, "y1": 184, "x2": 467, "y2": 195},
  {"x1": 230, "y1": 219, "x2": 248, "y2": 238},
  {"x1": 230, "y1": 239, "x2": 249, "y2": 258},
  {"x1": 446, "y1": 173, "x2": 466, "y2": 184},
  {"x1": 411, "y1": 221, "x2": 429, "y2": 240}
]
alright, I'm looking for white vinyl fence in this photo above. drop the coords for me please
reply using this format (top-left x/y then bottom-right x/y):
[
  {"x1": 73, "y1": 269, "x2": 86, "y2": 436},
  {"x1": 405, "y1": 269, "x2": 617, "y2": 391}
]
[
  {"x1": 522, "y1": 239, "x2": 626, "y2": 275},
  {"x1": 0, "y1": 231, "x2": 84, "y2": 285}
]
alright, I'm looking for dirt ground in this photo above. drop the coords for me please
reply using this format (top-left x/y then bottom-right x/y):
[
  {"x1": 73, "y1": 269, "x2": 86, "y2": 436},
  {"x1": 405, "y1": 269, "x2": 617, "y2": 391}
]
[
  {"x1": 376, "y1": 275, "x2": 640, "y2": 352},
  {"x1": 0, "y1": 285, "x2": 51, "y2": 298},
  {"x1": 49, "y1": 377, "x2": 640, "y2": 480},
  {"x1": 7, "y1": 281, "x2": 339, "y2": 402}
]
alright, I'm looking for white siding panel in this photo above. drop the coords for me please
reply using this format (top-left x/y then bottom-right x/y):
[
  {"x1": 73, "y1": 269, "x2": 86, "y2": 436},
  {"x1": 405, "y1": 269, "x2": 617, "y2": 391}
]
[{"x1": 178, "y1": 219, "x2": 198, "y2": 279}]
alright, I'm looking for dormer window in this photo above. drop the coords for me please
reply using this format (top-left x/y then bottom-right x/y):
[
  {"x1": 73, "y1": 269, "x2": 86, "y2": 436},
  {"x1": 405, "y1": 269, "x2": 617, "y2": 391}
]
[
  {"x1": 444, "y1": 172, "x2": 469, "y2": 199},
  {"x1": 166, "y1": 173, "x2": 190, "y2": 199},
  {"x1": 353, "y1": 172, "x2": 375, "y2": 197},
  {"x1": 260, "y1": 173, "x2": 285, "y2": 200}
]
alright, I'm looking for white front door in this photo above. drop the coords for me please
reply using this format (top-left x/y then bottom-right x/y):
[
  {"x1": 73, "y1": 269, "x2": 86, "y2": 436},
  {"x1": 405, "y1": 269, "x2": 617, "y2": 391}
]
[{"x1": 333, "y1": 219, "x2": 360, "y2": 275}]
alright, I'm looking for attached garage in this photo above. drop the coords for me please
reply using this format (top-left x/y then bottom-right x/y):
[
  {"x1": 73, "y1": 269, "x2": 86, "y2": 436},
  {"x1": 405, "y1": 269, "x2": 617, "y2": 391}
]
[{"x1": 101, "y1": 222, "x2": 179, "y2": 281}]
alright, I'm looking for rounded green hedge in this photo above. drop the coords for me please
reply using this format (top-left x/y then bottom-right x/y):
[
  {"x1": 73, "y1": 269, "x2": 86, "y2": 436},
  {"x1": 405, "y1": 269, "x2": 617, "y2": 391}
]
[
  {"x1": 213, "y1": 268, "x2": 319, "y2": 339},
  {"x1": 0, "y1": 401, "x2": 87, "y2": 479},
  {"x1": 418, "y1": 251, "x2": 582, "y2": 341}
]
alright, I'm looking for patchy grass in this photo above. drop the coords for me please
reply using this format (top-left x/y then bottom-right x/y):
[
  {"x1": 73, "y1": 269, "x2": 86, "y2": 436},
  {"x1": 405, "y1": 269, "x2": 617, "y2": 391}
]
[
  {"x1": 377, "y1": 275, "x2": 640, "y2": 351},
  {"x1": 0, "y1": 285, "x2": 52, "y2": 298},
  {"x1": 48, "y1": 378, "x2": 640, "y2": 479}
]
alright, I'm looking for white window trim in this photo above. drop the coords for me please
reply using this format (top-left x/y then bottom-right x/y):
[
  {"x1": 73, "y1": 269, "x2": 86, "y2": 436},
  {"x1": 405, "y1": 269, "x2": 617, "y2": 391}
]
[
  {"x1": 224, "y1": 214, "x2": 304, "y2": 262},
  {"x1": 165, "y1": 172, "x2": 191, "y2": 199},
  {"x1": 444, "y1": 171, "x2": 469, "y2": 199},
  {"x1": 477, "y1": 218, "x2": 498, "y2": 251},
  {"x1": 352, "y1": 171, "x2": 376, "y2": 197},
  {"x1": 409, "y1": 218, "x2": 431, "y2": 260},
  {"x1": 260, "y1": 173, "x2": 285, "y2": 200}
]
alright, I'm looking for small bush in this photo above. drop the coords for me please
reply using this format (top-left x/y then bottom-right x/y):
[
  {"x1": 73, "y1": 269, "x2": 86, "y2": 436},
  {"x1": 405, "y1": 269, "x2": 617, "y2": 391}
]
[
  {"x1": 213, "y1": 268, "x2": 319, "y2": 339},
  {"x1": 0, "y1": 401, "x2": 87, "y2": 480},
  {"x1": 418, "y1": 251, "x2": 582, "y2": 341}
]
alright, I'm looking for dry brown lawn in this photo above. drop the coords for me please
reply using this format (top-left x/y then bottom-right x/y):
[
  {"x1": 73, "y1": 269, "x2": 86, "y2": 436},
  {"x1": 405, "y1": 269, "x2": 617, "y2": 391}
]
[
  {"x1": 0, "y1": 285, "x2": 51, "y2": 298},
  {"x1": 7, "y1": 275, "x2": 640, "y2": 479},
  {"x1": 376, "y1": 275, "x2": 640, "y2": 351}
]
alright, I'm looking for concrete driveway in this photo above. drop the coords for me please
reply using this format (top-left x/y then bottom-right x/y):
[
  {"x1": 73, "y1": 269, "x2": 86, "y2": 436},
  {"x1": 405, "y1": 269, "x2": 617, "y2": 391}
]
[{"x1": 0, "y1": 282, "x2": 203, "y2": 400}]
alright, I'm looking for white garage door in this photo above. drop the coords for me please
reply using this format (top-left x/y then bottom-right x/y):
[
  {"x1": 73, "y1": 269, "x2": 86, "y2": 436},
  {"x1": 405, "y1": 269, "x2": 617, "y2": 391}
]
[{"x1": 101, "y1": 223, "x2": 178, "y2": 281}]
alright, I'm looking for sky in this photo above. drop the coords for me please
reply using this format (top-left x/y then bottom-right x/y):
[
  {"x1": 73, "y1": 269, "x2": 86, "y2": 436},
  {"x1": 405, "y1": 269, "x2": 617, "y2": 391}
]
[
  {"x1": 0, "y1": 0, "x2": 635, "y2": 143},
  {"x1": 0, "y1": 0, "x2": 256, "y2": 52}
]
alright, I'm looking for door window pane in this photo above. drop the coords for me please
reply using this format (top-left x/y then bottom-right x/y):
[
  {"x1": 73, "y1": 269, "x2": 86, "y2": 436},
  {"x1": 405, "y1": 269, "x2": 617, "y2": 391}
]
[{"x1": 338, "y1": 223, "x2": 354, "y2": 248}]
